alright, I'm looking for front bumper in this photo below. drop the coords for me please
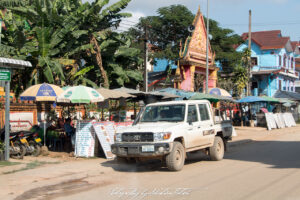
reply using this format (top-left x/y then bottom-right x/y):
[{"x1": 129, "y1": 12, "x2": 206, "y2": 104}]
[{"x1": 111, "y1": 142, "x2": 173, "y2": 157}]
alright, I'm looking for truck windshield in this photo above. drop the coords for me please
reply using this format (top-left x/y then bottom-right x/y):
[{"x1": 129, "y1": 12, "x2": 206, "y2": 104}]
[{"x1": 140, "y1": 104, "x2": 185, "y2": 122}]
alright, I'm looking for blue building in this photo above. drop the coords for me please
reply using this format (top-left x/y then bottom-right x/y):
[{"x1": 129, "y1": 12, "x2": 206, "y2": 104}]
[{"x1": 236, "y1": 30, "x2": 298, "y2": 97}]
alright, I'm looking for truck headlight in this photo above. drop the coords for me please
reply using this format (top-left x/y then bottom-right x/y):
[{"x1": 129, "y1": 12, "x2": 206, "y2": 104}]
[
  {"x1": 115, "y1": 133, "x2": 122, "y2": 142},
  {"x1": 153, "y1": 132, "x2": 172, "y2": 141}
]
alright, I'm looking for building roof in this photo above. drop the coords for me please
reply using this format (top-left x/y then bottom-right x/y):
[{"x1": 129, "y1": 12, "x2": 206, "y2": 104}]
[
  {"x1": 241, "y1": 30, "x2": 290, "y2": 50},
  {"x1": 251, "y1": 69, "x2": 282, "y2": 75},
  {"x1": 291, "y1": 41, "x2": 299, "y2": 51},
  {"x1": 295, "y1": 58, "x2": 300, "y2": 69},
  {"x1": 179, "y1": 7, "x2": 214, "y2": 67},
  {"x1": 273, "y1": 90, "x2": 300, "y2": 101}
]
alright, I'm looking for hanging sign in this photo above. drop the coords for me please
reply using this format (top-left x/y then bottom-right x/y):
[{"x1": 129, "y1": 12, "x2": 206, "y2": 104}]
[{"x1": 0, "y1": 70, "x2": 11, "y2": 81}]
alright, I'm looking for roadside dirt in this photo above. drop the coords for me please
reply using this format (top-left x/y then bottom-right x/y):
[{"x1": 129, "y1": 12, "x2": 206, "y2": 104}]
[{"x1": 1, "y1": 125, "x2": 300, "y2": 200}]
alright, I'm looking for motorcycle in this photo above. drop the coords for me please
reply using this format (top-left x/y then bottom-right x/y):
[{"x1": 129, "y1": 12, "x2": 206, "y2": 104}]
[
  {"x1": 21, "y1": 130, "x2": 42, "y2": 157},
  {"x1": 0, "y1": 129, "x2": 26, "y2": 159}
]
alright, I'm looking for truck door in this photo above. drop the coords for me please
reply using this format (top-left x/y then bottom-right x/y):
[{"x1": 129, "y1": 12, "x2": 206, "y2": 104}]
[
  {"x1": 198, "y1": 103, "x2": 215, "y2": 145},
  {"x1": 186, "y1": 104, "x2": 203, "y2": 149}
]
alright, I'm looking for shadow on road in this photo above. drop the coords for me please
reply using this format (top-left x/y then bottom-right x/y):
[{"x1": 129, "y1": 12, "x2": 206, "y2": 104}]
[
  {"x1": 101, "y1": 139, "x2": 300, "y2": 172},
  {"x1": 100, "y1": 159, "x2": 169, "y2": 172},
  {"x1": 225, "y1": 140, "x2": 300, "y2": 169}
]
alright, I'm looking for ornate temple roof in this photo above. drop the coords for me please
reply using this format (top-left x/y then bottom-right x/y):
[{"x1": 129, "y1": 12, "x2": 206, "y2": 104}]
[{"x1": 179, "y1": 7, "x2": 215, "y2": 68}]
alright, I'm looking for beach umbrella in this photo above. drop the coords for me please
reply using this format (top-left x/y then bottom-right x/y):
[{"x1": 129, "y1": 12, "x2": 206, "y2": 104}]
[
  {"x1": 208, "y1": 88, "x2": 232, "y2": 97},
  {"x1": 20, "y1": 83, "x2": 64, "y2": 101},
  {"x1": 57, "y1": 85, "x2": 104, "y2": 121},
  {"x1": 62, "y1": 86, "x2": 71, "y2": 91},
  {"x1": 20, "y1": 83, "x2": 64, "y2": 146},
  {"x1": 57, "y1": 85, "x2": 104, "y2": 104}
]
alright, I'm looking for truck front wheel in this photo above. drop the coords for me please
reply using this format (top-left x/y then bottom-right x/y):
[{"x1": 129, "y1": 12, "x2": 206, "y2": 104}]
[
  {"x1": 209, "y1": 136, "x2": 224, "y2": 161},
  {"x1": 165, "y1": 142, "x2": 185, "y2": 171}
]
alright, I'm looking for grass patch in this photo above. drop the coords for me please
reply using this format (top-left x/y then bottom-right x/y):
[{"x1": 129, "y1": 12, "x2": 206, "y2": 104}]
[
  {"x1": 0, "y1": 161, "x2": 21, "y2": 167},
  {"x1": 296, "y1": 119, "x2": 300, "y2": 124},
  {"x1": 2, "y1": 161, "x2": 60, "y2": 174}
]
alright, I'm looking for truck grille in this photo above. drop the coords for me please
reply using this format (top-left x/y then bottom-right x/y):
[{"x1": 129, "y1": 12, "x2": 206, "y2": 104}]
[{"x1": 122, "y1": 132, "x2": 153, "y2": 142}]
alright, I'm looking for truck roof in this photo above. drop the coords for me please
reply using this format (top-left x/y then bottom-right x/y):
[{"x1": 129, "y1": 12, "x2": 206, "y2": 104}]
[{"x1": 146, "y1": 100, "x2": 210, "y2": 107}]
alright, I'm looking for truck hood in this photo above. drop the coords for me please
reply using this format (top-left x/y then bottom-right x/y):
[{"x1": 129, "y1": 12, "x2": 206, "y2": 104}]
[{"x1": 118, "y1": 122, "x2": 184, "y2": 133}]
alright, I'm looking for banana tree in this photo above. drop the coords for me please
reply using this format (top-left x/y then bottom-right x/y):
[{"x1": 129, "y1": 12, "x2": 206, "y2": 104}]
[{"x1": 59, "y1": 0, "x2": 132, "y2": 88}]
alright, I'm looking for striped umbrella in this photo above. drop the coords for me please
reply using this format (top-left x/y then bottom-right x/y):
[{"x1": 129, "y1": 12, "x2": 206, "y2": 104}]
[
  {"x1": 20, "y1": 83, "x2": 64, "y2": 146},
  {"x1": 208, "y1": 88, "x2": 232, "y2": 97},
  {"x1": 57, "y1": 85, "x2": 104, "y2": 103},
  {"x1": 20, "y1": 83, "x2": 63, "y2": 101}
]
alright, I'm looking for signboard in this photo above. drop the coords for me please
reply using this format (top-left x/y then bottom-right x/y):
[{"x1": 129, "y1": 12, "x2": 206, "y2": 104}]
[
  {"x1": 93, "y1": 121, "x2": 133, "y2": 159},
  {"x1": 75, "y1": 121, "x2": 95, "y2": 157},
  {"x1": 75, "y1": 121, "x2": 134, "y2": 158},
  {"x1": 93, "y1": 123, "x2": 114, "y2": 159},
  {"x1": 0, "y1": 71, "x2": 11, "y2": 81},
  {"x1": 10, "y1": 112, "x2": 34, "y2": 131}
]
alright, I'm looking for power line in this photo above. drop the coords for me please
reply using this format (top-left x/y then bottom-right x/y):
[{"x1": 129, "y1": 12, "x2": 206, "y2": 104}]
[{"x1": 222, "y1": 21, "x2": 300, "y2": 27}]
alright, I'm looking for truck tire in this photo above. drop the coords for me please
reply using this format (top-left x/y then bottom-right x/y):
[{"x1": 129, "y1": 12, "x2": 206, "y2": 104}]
[
  {"x1": 165, "y1": 141, "x2": 185, "y2": 171},
  {"x1": 209, "y1": 136, "x2": 224, "y2": 161}
]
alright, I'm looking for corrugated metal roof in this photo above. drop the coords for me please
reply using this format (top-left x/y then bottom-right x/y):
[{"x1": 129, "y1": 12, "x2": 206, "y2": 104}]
[
  {"x1": 0, "y1": 57, "x2": 32, "y2": 68},
  {"x1": 273, "y1": 90, "x2": 300, "y2": 101}
]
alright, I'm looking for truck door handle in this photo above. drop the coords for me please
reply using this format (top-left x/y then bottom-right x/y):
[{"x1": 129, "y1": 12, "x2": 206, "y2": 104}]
[
  {"x1": 198, "y1": 126, "x2": 201, "y2": 129},
  {"x1": 188, "y1": 127, "x2": 193, "y2": 130}
]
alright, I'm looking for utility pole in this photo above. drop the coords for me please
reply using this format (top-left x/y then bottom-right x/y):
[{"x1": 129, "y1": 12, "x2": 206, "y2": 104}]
[
  {"x1": 144, "y1": 25, "x2": 148, "y2": 93},
  {"x1": 247, "y1": 9, "x2": 252, "y2": 96},
  {"x1": 205, "y1": 0, "x2": 209, "y2": 94}
]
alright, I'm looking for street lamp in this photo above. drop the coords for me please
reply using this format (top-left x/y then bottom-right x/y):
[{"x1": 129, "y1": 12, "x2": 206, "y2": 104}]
[{"x1": 205, "y1": 0, "x2": 209, "y2": 94}]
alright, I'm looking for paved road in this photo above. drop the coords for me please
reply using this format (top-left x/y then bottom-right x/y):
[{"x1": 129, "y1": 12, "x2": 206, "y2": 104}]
[{"x1": 2, "y1": 127, "x2": 300, "y2": 200}]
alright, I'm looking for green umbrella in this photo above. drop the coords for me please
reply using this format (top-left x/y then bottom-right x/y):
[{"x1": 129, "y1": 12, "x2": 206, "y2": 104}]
[{"x1": 57, "y1": 85, "x2": 104, "y2": 104}]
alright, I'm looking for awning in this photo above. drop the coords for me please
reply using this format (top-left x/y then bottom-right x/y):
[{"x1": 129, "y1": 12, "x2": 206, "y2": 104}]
[
  {"x1": 190, "y1": 93, "x2": 234, "y2": 103},
  {"x1": 273, "y1": 90, "x2": 300, "y2": 101},
  {"x1": 96, "y1": 87, "x2": 133, "y2": 99},
  {"x1": 260, "y1": 96, "x2": 280, "y2": 103},
  {"x1": 237, "y1": 96, "x2": 264, "y2": 103},
  {"x1": 0, "y1": 57, "x2": 32, "y2": 68}
]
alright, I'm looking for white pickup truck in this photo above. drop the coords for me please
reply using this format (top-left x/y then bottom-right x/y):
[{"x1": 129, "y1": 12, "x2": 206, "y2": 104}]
[{"x1": 111, "y1": 100, "x2": 233, "y2": 171}]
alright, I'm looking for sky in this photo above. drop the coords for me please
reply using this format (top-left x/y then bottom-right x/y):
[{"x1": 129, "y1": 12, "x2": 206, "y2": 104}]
[{"x1": 88, "y1": 0, "x2": 300, "y2": 41}]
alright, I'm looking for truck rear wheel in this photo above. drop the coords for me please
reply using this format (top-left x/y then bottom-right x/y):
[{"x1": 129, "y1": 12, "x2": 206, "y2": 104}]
[
  {"x1": 209, "y1": 136, "x2": 224, "y2": 161},
  {"x1": 165, "y1": 141, "x2": 185, "y2": 171}
]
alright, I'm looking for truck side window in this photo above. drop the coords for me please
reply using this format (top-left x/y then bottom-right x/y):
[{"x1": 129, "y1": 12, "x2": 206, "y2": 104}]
[
  {"x1": 198, "y1": 104, "x2": 210, "y2": 121},
  {"x1": 187, "y1": 105, "x2": 198, "y2": 122}
]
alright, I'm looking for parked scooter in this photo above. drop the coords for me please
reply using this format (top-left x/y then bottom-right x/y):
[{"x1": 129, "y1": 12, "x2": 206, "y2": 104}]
[
  {"x1": 0, "y1": 128, "x2": 26, "y2": 159},
  {"x1": 22, "y1": 130, "x2": 42, "y2": 156}
]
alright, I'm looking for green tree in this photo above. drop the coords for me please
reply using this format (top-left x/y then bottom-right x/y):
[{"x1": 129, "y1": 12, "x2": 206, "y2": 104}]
[
  {"x1": 127, "y1": 5, "x2": 242, "y2": 74},
  {"x1": 1, "y1": 0, "x2": 134, "y2": 92},
  {"x1": 232, "y1": 49, "x2": 250, "y2": 97},
  {"x1": 207, "y1": 18, "x2": 243, "y2": 74},
  {"x1": 127, "y1": 5, "x2": 194, "y2": 61},
  {"x1": 101, "y1": 32, "x2": 143, "y2": 88}
]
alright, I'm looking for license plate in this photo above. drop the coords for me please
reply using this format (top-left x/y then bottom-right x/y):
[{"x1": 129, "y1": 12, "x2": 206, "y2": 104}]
[
  {"x1": 20, "y1": 138, "x2": 27, "y2": 144},
  {"x1": 142, "y1": 145, "x2": 154, "y2": 152},
  {"x1": 35, "y1": 138, "x2": 42, "y2": 143}
]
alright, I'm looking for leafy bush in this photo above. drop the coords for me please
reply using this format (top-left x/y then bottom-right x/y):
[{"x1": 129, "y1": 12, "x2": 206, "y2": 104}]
[{"x1": 0, "y1": 140, "x2": 4, "y2": 153}]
